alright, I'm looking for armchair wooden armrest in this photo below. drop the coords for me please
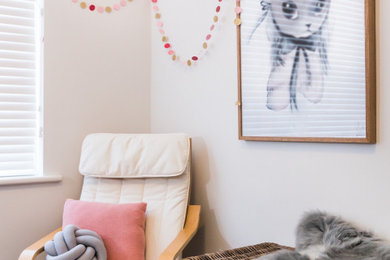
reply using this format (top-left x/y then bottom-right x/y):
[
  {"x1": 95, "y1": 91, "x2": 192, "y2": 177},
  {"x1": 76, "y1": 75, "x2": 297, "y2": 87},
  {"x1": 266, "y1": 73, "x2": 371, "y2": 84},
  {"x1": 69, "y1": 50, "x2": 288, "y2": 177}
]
[
  {"x1": 19, "y1": 227, "x2": 62, "y2": 260},
  {"x1": 159, "y1": 205, "x2": 201, "y2": 260}
]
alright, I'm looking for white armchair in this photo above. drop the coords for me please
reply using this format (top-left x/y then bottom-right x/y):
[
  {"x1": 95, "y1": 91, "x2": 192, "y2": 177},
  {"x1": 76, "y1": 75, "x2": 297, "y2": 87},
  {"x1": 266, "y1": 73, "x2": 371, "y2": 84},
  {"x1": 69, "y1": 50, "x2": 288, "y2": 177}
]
[{"x1": 19, "y1": 133, "x2": 200, "y2": 260}]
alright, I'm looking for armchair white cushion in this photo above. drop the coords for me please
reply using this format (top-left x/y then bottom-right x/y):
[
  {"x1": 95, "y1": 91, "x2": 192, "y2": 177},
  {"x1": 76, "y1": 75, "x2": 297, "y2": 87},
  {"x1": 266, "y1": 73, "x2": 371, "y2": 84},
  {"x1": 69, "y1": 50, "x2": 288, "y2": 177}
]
[
  {"x1": 79, "y1": 133, "x2": 190, "y2": 178},
  {"x1": 79, "y1": 133, "x2": 191, "y2": 260}
]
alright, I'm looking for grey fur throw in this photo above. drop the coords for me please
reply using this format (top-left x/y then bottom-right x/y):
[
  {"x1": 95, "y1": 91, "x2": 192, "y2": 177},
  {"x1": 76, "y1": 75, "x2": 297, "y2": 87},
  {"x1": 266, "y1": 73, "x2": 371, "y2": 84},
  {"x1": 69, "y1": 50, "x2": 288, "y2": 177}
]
[
  {"x1": 258, "y1": 211, "x2": 390, "y2": 260},
  {"x1": 44, "y1": 224, "x2": 107, "y2": 260}
]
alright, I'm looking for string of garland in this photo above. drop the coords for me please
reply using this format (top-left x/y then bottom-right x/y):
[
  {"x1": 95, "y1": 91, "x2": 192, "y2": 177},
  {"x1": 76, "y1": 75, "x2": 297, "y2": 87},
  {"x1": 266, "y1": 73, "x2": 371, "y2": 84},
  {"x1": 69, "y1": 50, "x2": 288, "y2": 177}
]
[
  {"x1": 234, "y1": 0, "x2": 242, "y2": 25},
  {"x1": 151, "y1": 0, "x2": 223, "y2": 66},
  {"x1": 72, "y1": 0, "x2": 134, "y2": 13}
]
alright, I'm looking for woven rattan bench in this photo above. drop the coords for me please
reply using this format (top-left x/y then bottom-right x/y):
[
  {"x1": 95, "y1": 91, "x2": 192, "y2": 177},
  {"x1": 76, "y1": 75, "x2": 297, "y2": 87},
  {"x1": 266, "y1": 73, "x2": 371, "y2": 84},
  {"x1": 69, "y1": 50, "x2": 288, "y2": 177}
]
[{"x1": 184, "y1": 242, "x2": 293, "y2": 260}]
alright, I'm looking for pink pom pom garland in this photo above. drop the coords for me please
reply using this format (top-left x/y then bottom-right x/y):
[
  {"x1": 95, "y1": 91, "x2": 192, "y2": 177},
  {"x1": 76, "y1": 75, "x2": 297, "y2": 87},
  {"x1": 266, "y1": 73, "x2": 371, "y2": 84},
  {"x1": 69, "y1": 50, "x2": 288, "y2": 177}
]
[
  {"x1": 151, "y1": 0, "x2": 224, "y2": 67},
  {"x1": 72, "y1": 0, "x2": 134, "y2": 14}
]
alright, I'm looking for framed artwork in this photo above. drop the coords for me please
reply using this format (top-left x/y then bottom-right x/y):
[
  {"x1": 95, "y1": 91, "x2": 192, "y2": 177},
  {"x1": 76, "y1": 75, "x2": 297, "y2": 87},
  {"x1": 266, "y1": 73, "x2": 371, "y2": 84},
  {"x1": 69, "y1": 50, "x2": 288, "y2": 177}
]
[{"x1": 236, "y1": 0, "x2": 376, "y2": 143}]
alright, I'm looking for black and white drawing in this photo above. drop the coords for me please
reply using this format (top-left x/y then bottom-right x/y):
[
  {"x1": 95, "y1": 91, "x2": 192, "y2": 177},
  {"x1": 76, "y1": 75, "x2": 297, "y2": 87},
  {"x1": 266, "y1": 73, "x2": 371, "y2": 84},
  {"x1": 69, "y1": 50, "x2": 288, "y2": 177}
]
[
  {"x1": 239, "y1": 0, "x2": 373, "y2": 141},
  {"x1": 251, "y1": 0, "x2": 330, "y2": 111}
]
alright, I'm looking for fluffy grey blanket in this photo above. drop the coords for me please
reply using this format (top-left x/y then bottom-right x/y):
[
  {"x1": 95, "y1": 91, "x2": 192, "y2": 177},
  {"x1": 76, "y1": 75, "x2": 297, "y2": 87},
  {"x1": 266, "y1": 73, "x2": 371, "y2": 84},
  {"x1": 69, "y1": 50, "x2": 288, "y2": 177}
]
[
  {"x1": 258, "y1": 211, "x2": 390, "y2": 260},
  {"x1": 44, "y1": 225, "x2": 106, "y2": 260}
]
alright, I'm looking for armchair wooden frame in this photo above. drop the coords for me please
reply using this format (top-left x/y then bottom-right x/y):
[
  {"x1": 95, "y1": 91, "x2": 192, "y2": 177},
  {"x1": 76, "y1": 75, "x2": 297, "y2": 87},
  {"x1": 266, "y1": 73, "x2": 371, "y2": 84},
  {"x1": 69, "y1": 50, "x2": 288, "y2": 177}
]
[{"x1": 19, "y1": 205, "x2": 200, "y2": 260}]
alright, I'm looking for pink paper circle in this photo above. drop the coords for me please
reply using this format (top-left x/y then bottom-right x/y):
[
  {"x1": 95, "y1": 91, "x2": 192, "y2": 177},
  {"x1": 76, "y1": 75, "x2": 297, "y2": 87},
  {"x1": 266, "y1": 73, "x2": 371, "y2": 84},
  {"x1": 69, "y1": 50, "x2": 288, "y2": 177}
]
[
  {"x1": 153, "y1": 6, "x2": 159, "y2": 11},
  {"x1": 210, "y1": 24, "x2": 215, "y2": 31},
  {"x1": 235, "y1": 6, "x2": 242, "y2": 14},
  {"x1": 168, "y1": 50, "x2": 174, "y2": 55},
  {"x1": 157, "y1": 21, "x2": 163, "y2": 27},
  {"x1": 72, "y1": 0, "x2": 78, "y2": 2},
  {"x1": 113, "y1": 4, "x2": 120, "y2": 10},
  {"x1": 206, "y1": 34, "x2": 212, "y2": 40},
  {"x1": 159, "y1": 29, "x2": 165, "y2": 34},
  {"x1": 120, "y1": 0, "x2": 127, "y2": 6},
  {"x1": 97, "y1": 6, "x2": 104, "y2": 13}
]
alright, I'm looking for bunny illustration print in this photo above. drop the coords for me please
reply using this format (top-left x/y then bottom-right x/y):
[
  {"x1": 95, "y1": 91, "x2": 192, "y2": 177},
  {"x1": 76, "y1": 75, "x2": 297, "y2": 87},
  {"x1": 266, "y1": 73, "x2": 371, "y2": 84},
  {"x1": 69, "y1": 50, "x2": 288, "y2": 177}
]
[{"x1": 252, "y1": 0, "x2": 331, "y2": 111}]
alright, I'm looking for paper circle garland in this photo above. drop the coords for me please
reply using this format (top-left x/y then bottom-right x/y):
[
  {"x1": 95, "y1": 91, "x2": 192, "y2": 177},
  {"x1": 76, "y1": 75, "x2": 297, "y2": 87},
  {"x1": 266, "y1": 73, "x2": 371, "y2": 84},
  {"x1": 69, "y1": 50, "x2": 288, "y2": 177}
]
[
  {"x1": 152, "y1": 0, "x2": 224, "y2": 67},
  {"x1": 72, "y1": 0, "x2": 133, "y2": 13}
]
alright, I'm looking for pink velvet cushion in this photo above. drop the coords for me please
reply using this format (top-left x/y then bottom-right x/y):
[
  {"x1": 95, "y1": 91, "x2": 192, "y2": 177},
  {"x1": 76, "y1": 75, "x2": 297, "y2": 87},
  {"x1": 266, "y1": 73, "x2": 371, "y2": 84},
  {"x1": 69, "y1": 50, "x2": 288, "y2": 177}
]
[{"x1": 63, "y1": 199, "x2": 147, "y2": 260}]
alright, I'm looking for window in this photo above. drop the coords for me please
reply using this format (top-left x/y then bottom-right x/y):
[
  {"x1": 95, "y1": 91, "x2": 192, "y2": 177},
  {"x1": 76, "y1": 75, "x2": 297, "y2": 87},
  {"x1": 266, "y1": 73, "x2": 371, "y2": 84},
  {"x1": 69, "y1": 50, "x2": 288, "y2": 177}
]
[{"x1": 0, "y1": 0, "x2": 43, "y2": 177}]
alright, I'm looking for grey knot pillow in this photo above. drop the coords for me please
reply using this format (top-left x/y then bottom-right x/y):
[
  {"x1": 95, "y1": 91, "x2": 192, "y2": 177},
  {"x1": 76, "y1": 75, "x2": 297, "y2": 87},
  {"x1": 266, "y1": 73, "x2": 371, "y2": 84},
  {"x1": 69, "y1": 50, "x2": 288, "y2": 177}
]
[{"x1": 44, "y1": 224, "x2": 107, "y2": 260}]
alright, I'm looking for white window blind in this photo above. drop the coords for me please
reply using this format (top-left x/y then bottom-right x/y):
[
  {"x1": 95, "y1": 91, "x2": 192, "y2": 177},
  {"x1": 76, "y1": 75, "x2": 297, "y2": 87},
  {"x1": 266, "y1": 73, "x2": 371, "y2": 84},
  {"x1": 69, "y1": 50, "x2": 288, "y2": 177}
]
[{"x1": 0, "y1": 0, "x2": 42, "y2": 177}]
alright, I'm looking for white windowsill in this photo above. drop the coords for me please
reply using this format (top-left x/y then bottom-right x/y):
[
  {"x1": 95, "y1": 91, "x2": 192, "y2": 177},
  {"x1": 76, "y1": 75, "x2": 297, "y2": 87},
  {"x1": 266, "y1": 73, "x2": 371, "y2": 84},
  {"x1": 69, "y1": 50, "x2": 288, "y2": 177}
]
[{"x1": 0, "y1": 175, "x2": 62, "y2": 186}]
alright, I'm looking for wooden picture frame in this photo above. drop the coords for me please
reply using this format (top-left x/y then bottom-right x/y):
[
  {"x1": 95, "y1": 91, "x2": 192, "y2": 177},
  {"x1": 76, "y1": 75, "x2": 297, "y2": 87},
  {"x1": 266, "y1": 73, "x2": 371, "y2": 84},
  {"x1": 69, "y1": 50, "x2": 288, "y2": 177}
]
[{"x1": 237, "y1": 0, "x2": 376, "y2": 143}]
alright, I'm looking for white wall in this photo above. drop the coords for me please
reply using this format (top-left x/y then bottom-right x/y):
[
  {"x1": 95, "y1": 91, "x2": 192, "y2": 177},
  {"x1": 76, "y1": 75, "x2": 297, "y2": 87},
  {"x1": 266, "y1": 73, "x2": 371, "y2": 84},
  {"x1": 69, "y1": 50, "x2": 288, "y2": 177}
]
[
  {"x1": 150, "y1": 0, "x2": 390, "y2": 256},
  {"x1": 1, "y1": 0, "x2": 388, "y2": 258},
  {"x1": 0, "y1": 1, "x2": 150, "y2": 259}
]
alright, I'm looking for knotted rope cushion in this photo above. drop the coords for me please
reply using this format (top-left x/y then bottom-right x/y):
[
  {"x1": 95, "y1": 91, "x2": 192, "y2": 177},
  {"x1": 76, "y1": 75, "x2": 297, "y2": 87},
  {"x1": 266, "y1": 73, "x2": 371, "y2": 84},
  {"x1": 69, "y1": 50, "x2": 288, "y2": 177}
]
[{"x1": 44, "y1": 224, "x2": 107, "y2": 260}]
